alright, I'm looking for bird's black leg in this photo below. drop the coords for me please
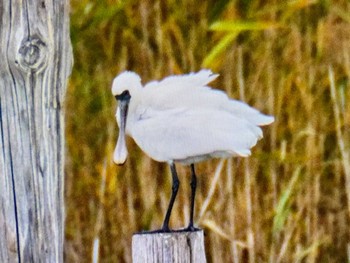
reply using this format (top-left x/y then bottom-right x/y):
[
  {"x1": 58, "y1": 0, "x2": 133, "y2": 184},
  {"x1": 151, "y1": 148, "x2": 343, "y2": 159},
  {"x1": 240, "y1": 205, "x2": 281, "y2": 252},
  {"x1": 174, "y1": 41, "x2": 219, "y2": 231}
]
[
  {"x1": 161, "y1": 163, "x2": 180, "y2": 232},
  {"x1": 186, "y1": 163, "x2": 199, "y2": 231}
]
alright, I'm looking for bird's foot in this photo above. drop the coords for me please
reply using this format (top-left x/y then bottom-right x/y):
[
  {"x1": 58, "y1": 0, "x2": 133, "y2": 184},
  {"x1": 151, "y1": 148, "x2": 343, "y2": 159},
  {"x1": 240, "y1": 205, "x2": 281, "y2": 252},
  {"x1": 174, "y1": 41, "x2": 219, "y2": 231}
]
[
  {"x1": 135, "y1": 225, "x2": 201, "y2": 235},
  {"x1": 185, "y1": 225, "x2": 200, "y2": 232},
  {"x1": 175, "y1": 224, "x2": 201, "y2": 232},
  {"x1": 135, "y1": 226, "x2": 172, "y2": 235},
  {"x1": 182, "y1": 225, "x2": 201, "y2": 232}
]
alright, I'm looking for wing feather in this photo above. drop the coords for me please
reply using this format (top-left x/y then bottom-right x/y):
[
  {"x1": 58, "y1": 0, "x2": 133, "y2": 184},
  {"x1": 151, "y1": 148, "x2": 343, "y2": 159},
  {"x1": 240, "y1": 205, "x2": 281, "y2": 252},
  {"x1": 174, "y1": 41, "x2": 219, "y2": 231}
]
[
  {"x1": 130, "y1": 109, "x2": 263, "y2": 163},
  {"x1": 140, "y1": 70, "x2": 274, "y2": 126}
]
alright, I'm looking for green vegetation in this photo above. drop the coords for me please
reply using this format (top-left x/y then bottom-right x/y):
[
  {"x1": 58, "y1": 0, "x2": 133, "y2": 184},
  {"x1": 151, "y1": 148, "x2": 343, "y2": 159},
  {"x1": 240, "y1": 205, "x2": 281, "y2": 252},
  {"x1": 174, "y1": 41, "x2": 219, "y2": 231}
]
[{"x1": 66, "y1": 0, "x2": 350, "y2": 262}]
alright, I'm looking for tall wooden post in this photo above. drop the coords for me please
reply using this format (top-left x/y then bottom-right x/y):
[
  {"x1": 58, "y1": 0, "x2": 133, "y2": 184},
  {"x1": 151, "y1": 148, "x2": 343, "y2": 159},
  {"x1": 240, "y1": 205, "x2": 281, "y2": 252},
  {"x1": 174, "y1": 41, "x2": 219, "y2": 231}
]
[{"x1": 0, "y1": 0, "x2": 72, "y2": 262}]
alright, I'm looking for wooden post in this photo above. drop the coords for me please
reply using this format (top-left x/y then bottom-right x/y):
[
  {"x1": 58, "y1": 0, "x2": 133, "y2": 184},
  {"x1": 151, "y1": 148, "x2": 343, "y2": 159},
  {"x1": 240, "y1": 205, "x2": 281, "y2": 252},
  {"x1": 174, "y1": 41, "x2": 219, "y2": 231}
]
[
  {"x1": 132, "y1": 230, "x2": 207, "y2": 263},
  {"x1": 0, "y1": 0, "x2": 72, "y2": 262}
]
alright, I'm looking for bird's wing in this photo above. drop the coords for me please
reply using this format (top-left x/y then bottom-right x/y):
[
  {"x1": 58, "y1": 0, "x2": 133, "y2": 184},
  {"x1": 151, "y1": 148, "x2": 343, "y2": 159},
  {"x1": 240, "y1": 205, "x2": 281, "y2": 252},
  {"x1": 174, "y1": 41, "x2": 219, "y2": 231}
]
[
  {"x1": 141, "y1": 70, "x2": 274, "y2": 126},
  {"x1": 144, "y1": 69, "x2": 219, "y2": 90},
  {"x1": 130, "y1": 108, "x2": 263, "y2": 163}
]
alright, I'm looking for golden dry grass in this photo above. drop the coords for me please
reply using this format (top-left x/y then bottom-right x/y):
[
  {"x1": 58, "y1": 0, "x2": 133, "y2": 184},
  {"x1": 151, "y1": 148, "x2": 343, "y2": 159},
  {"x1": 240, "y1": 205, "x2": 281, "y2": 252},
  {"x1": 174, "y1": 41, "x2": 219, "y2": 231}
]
[{"x1": 65, "y1": 0, "x2": 350, "y2": 262}]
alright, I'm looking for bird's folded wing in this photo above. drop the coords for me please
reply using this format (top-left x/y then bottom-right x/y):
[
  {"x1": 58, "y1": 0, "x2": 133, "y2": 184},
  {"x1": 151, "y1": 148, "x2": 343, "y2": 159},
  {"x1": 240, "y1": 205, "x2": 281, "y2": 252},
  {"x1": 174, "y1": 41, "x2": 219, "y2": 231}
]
[
  {"x1": 130, "y1": 109, "x2": 263, "y2": 163},
  {"x1": 141, "y1": 70, "x2": 274, "y2": 126},
  {"x1": 144, "y1": 69, "x2": 219, "y2": 90}
]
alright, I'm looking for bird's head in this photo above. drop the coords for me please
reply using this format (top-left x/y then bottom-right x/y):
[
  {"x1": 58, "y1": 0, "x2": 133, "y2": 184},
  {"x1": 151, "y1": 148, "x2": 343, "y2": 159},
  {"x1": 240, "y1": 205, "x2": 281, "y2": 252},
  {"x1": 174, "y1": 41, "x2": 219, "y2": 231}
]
[
  {"x1": 111, "y1": 71, "x2": 142, "y2": 98},
  {"x1": 111, "y1": 71, "x2": 142, "y2": 166}
]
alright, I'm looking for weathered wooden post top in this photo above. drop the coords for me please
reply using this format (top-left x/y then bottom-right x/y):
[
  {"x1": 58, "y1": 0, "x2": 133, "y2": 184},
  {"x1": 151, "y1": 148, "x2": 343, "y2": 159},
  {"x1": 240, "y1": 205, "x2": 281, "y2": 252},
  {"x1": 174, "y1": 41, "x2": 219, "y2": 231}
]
[
  {"x1": 132, "y1": 230, "x2": 206, "y2": 263},
  {"x1": 0, "y1": 0, "x2": 72, "y2": 262}
]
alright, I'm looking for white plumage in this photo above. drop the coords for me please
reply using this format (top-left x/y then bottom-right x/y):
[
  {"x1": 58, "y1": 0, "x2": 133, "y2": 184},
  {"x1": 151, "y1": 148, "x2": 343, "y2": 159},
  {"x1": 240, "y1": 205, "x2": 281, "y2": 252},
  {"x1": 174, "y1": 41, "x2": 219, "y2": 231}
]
[
  {"x1": 111, "y1": 69, "x2": 274, "y2": 232},
  {"x1": 112, "y1": 69, "x2": 274, "y2": 165}
]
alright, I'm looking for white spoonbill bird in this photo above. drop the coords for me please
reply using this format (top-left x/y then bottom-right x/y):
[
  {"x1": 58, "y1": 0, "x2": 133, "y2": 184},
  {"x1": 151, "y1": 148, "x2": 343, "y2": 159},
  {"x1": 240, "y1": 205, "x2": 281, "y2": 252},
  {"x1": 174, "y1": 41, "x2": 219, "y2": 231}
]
[{"x1": 112, "y1": 70, "x2": 274, "y2": 232}]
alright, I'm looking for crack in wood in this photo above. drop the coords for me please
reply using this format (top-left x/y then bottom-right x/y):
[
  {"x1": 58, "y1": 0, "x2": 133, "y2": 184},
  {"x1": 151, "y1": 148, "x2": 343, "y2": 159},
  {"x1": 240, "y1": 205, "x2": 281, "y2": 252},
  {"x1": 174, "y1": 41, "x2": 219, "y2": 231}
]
[
  {"x1": 8, "y1": 135, "x2": 21, "y2": 263},
  {"x1": 186, "y1": 235, "x2": 193, "y2": 261}
]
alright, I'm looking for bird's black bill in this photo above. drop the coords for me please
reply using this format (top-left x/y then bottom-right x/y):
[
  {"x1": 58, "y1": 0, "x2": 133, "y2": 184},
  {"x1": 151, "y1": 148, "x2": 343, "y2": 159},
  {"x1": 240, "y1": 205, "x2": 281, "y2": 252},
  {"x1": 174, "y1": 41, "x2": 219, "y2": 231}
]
[
  {"x1": 119, "y1": 100, "x2": 129, "y2": 130},
  {"x1": 113, "y1": 91, "x2": 131, "y2": 165}
]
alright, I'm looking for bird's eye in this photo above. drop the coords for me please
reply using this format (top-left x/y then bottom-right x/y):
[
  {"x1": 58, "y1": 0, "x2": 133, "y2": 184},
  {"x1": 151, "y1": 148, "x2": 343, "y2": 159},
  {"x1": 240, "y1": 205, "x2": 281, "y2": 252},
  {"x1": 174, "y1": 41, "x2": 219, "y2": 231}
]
[{"x1": 115, "y1": 90, "x2": 131, "y2": 101}]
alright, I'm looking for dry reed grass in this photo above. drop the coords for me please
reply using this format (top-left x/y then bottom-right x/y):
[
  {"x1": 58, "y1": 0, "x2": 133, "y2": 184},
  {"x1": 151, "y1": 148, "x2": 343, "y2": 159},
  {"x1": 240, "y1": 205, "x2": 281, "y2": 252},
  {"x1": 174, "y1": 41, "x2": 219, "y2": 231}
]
[{"x1": 65, "y1": 0, "x2": 350, "y2": 262}]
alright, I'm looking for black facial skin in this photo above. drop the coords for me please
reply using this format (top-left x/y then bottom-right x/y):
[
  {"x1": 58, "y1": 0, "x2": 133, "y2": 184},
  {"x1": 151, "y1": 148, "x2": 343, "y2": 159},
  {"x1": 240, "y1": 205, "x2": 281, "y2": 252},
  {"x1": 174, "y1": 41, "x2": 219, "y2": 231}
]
[{"x1": 115, "y1": 90, "x2": 131, "y2": 102}]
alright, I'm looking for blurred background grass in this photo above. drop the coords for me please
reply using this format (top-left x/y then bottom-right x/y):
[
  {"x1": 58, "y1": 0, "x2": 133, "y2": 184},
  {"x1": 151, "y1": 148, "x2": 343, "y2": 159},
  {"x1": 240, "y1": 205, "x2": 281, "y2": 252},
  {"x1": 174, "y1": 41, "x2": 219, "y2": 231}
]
[{"x1": 65, "y1": 0, "x2": 350, "y2": 262}]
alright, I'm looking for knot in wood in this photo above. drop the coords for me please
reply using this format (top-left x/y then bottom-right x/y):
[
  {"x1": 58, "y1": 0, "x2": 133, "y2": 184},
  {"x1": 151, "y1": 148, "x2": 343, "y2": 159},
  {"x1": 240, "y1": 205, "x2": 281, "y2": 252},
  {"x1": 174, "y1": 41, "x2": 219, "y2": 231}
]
[{"x1": 18, "y1": 36, "x2": 47, "y2": 72}]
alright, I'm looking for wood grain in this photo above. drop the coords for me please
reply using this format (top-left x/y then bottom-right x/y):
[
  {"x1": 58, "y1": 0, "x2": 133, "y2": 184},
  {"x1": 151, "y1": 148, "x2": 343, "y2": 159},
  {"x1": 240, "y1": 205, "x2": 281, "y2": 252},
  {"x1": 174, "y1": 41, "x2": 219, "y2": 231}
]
[
  {"x1": 132, "y1": 231, "x2": 207, "y2": 263},
  {"x1": 0, "y1": 0, "x2": 72, "y2": 262}
]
